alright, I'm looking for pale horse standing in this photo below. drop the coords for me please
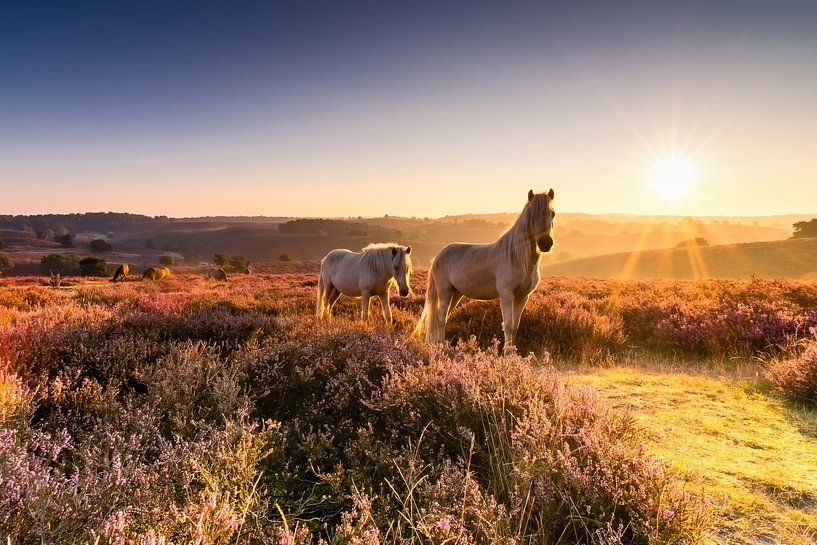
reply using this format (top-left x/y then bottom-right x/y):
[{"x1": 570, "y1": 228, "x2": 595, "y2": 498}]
[
  {"x1": 415, "y1": 189, "x2": 556, "y2": 354},
  {"x1": 317, "y1": 244, "x2": 413, "y2": 324}
]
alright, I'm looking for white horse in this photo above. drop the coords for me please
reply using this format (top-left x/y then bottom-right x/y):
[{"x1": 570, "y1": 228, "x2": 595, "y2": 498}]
[
  {"x1": 317, "y1": 243, "x2": 413, "y2": 324},
  {"x1": 415, "y1": 189, "x2": 556, "y2": 354}
]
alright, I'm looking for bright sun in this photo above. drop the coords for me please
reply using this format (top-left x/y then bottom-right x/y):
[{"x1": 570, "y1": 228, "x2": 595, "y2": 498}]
[{"x1": 645, "y1": 153, "x2": 699, "y2": 200}]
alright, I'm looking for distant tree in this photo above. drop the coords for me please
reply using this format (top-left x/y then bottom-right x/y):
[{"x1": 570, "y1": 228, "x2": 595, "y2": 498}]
[
  {"x1": 0, "y1": 253, "x2": 11, "y2": 272},
  {"x1": 89, "y1": 238, "x2": 113, "y2": 253},
  {"x1": 55, "y1": 233, "x2": 75, "y2": 248},
  {"x1": 79, "y1": 257, "x2": 108, "y2": 277},
  {"x1": 213, "y1": 254, "x2": 229, "y2": 267},
  {"x1": 40, "y1": 253, "x2": 81, "y2": 276},
  {"x1": 228, "y1": 255, "x2": 250, "y2": 272},
  {"x1": 279, "y1": 253, "x2": 291, "y2": 262},
  {"x1": 793, "y1": 218, "x2": 817, "y2": 238},
  {"x1": 159, "y1": 255, "x2": 177, "y2": 266},
  {"x1": 676, "y1": 237, "x2": 709, "y2": 248}
]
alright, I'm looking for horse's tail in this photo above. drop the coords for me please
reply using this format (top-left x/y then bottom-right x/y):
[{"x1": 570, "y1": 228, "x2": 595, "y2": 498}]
[
  {"x1": 316, "y1": 273, "x2": 326, "y2": 317},
  {"x1": 414, "y1": 269, "x2": 437, "y2": 341}
]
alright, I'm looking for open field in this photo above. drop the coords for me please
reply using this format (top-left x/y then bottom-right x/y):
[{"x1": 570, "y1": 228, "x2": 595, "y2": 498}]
[
  {"x1": 1, "y1": 269, "x2": 817, "y2": 543},
  {"x1": 542, "y1": 237, "x2": 817, "y2": 280}
]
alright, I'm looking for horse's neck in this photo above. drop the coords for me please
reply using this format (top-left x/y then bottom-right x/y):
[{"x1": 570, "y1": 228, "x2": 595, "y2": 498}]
[
  {"x1": 359, "y1": 253, "x2": 392, "y2": 283},
  {"x1": 497, "y1": 215, "x2": 539, "y2": 274}
]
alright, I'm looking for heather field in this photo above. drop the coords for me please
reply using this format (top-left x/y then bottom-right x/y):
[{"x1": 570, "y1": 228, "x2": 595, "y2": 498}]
[{"x1": 2, "y1": 269, "x2": 817, "y2": 544}]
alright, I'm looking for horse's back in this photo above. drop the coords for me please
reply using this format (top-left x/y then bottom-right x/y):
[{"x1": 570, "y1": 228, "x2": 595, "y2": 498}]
[
  {"x1": 320, "y1": 249, "x2": 357, "y2": 272},
  {"x1": 432, "y1": 242, "x2": 501, "y2": 300}
]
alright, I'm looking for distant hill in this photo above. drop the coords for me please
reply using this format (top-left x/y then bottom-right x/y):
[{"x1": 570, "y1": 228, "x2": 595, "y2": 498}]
[
  {"x1": 541, "y1": 237, "x2": 817, "y2": 279},
  {"x1": 1, "y1": 211, "x2": 815, "y2": 272}
]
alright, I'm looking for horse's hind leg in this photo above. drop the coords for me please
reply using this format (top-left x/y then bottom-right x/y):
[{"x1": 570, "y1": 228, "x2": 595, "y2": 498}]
[
  {"x1": 431, "y1": 287, "x2": 457, "y2": 343},
  {"x1": 327, "y1": 286, "x2": 342, "y2": 317},
  {"x1": 378, "y1": 293, "x2": 392, "y2": 326}
]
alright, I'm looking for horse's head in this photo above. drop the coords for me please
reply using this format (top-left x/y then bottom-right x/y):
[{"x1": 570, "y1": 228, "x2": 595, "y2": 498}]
[
  {"x1": 527, "y1": 188, "x2": 556, "y2": 253},
  {"x1": 391, "y1": 245, "x2": 413, "y2": 297}
]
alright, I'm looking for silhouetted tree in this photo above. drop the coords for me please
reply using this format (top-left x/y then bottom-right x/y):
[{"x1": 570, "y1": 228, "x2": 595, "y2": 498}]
[
  {"x1": 0, "y1": 253, "x2": 11, "y2": 272},
  {"x1": 79, "y1": 257, "x2": 108, "y2": 277},
  {"x1": 279, "y1": 253, "x2": 292, "y2": 262},
  {"x1": 676, "y1": 237, "x2": 709, "y2": 248},
  {"x1": 793, "y1": 219, "x2": 817, "y2": 238}
]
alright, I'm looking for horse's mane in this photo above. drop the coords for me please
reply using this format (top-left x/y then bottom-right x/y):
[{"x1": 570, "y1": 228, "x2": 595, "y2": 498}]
[
  {"x1": 360, "y1": 243, "x2": 410, "y2": 275},
  {"x1": 496, "y1": 196, "x2": 550, "y2": 272}
]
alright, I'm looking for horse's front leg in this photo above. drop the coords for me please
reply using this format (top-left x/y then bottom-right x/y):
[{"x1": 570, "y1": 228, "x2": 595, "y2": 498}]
[
  {"x1": 499, "y1": 292, "x2": 516, "y2": 355},
  {"x1": 378, "y1": 293, "x2": 392, "y2": 326},
  {"x1": 360, "y1": 292, "x2": 371, "y2": 320},
  {"x1": 511, "y1": 294, "x2": 530, "y2": 350}
]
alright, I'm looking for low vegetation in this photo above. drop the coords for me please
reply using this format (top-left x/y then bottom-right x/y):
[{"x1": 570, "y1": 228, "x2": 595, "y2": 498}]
[{"x1": 1, "y1": 272, "x2": 816, "y2": 543}]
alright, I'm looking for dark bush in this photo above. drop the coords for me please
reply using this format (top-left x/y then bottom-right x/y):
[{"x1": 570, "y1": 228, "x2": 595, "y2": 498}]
[
  {"x1": 40, "y1": 253, "x2": 80, "y2": 276},
  {"x1": 89, "y1": 239, "x2": 112, "y2": 253},
  {"x1": 0, "y1": 253, "x2": 11, "y2": 272},
  {"x1": 228, "y1": 255, "x2": 250, "y2": 272},
  {"x1": 55, "y1": 233, "x2": 75, "y2": 248},
  {"x1": 159, "y1": 255, "x2": 176, "y2": 266},
  {"x1": 79, "y1": 257, "x2": 108, "y2": 277}
]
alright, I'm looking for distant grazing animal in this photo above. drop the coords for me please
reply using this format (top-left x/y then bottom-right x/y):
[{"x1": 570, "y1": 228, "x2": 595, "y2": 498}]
[
  {"x1": 142, "y1": 266, "x2": 170, "y2": 281},
  {"x1": 209, "y1": 267, "x2": 227, "y2": 281},
  {"x1": 111, "y1": 264, "x2": 129, "y2": 283},
  {"x1": 415, "y1": 189, "x2": 556, "y2": 354},
  {"x1": 317, "y1": 243, "x2": 412, "y2": 324}
]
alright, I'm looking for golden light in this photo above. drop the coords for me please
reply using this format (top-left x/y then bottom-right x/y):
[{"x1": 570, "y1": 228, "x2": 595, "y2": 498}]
[{"x1": 645, "y1": 153, "x2": 699, "y2": 200}]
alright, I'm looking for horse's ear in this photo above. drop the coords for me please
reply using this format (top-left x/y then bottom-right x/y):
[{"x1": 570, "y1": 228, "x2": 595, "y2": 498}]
[
  {"x1": 405, "y1": 246, "x2": 412, "y2": 255},
  {"x1": 528, "y1": 189, "x2": 534, "y2": 202},
  {"x1": 392, "y1": 247, "x2": 397, "y2": 257},
  {"x1": 548, "y1": 188, "x2": 555, "y2": 199}
]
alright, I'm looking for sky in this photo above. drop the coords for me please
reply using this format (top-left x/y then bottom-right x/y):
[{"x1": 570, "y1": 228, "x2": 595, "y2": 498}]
[{"x1": 1, "y1": 1, "x2": 816, "y2": 218}]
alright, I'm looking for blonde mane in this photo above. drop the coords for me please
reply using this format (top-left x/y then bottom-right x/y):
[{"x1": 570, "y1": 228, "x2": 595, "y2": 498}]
[
  {"x1": 360, "y1": 243, "x2": 410, "y2": 276},
  {"x1": 496, "y1": 195, "x2": 550, "y2": 272}
]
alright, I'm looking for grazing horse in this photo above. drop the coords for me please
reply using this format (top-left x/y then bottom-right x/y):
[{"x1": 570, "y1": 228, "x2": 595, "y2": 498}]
[
  {"x1": 415, "y1": 189, "x2": 556, "y2": 354},
  {"x1": 111, "y1": 264, "x2": 129, "y2": 283},
  {"x1": 209, "y1": 267, "x2": 228, "y2": 281},
  {"x1": 317, "y1": 243, "x2": 412, "y2": 324},
  {"x1": 142, "y1": 266, "x2": 170, "y2": 281}
]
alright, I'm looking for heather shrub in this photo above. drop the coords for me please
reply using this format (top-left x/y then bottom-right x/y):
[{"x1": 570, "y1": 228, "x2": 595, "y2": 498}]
[
  {"x1": 766, "y1": 333, "x2": 817, "y2": 405},
  {"x1": 446, "y1": 293, "x2": 627, "y2": 361},
  {"x1": 246, "y1": 328, "x2": 707, "y2": 543},
  {"x1": 370, "y1": 344, "x2": 708, "y2": 544}
]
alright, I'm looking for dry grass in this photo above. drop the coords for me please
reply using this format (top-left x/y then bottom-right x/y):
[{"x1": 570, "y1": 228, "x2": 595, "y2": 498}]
[{"x1": 569, "y1": 365, "x2": 817, "y2": 545}]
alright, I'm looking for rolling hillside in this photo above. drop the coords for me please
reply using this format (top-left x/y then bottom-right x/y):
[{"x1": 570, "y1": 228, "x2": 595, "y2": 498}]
[{"x1": 542, "y1": 237, "x2": 817, "y2": 279}]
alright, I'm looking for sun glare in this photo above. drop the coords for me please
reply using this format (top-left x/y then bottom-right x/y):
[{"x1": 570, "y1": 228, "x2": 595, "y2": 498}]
[{"x1": 645, "y1": 153, "x2": 699, "y2": 200}]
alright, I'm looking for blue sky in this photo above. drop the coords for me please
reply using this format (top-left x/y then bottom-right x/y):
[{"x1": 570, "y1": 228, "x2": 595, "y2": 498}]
[{"x1": 2, "y1": 1, "x2": 816, "y2": 217}]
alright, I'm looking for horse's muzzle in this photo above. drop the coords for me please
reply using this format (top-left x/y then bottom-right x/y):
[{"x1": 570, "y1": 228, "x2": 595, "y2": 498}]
[
  {"x1": 399, "y1": 287, "x2": 410, "y2": 297},
  {"x1": 537, "y1": 236, "x2": 554, "y2": 253}
]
